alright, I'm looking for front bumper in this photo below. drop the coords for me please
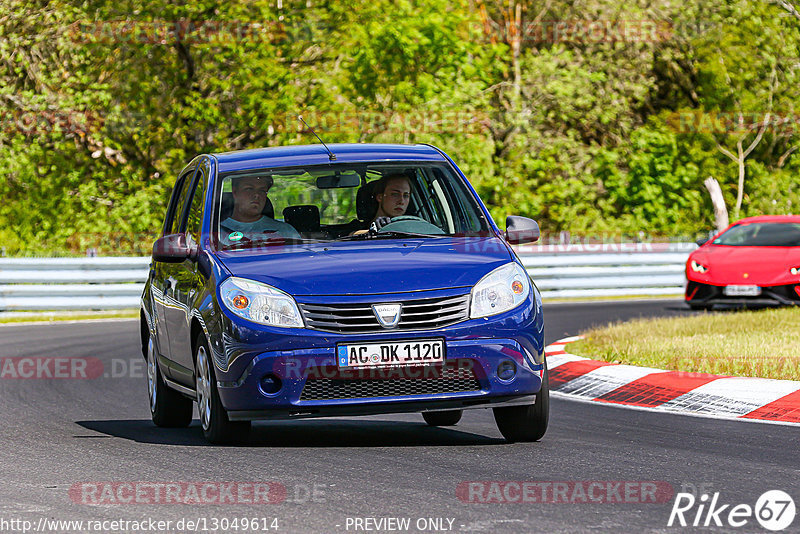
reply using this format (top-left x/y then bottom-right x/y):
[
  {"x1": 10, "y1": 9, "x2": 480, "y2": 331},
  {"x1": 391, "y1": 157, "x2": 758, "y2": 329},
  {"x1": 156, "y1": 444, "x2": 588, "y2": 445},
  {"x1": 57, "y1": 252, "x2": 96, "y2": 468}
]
[
  {"x1": 213, "y1": 284, "x2": 545, "y2": 419},
  {"x1": 226, "y1": 395, "x2": 538, "y2": 421},
  {"x1": 216, "y1": 337, "x2": 543, "y2": 419},
  {"x1": 685, "y1": 280, "x2": 800, "y2": 307}
]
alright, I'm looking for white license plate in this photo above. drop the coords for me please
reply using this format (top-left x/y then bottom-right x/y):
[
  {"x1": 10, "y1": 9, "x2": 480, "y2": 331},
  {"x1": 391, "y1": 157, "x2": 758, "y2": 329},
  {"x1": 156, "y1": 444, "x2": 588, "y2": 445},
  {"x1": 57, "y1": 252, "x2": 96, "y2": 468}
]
[
  {"x1": 724, "y1": 285, "x2": 761, "y2": 296},
  {"x1": 337, "y1": 339, "x2": 445, "y2": 369}
]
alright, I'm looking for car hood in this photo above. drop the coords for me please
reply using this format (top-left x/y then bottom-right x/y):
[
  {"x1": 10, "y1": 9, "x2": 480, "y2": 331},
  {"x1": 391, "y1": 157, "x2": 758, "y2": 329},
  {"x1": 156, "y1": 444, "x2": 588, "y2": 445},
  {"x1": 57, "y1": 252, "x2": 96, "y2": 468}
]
[
  {"x1": 690, "y1": 245, "x2": 800, "y2": 285},
  {"x1": 215, "y1": 237, "x2": 513, "y2": 296}
]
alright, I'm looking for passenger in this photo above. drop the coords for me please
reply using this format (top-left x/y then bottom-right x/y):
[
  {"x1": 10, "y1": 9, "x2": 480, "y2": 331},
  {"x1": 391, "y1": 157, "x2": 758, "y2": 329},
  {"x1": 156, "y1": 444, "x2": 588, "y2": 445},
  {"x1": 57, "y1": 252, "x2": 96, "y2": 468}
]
[{"x1": 220, "y1": 175, "x2": 300, "y2": 245}]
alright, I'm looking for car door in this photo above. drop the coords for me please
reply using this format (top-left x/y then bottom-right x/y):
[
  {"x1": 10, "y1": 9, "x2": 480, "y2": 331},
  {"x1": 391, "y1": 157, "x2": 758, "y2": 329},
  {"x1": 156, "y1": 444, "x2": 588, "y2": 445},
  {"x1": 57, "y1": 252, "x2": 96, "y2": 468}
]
[
  {"x1": 151, "y1": 166, "x2": 195, "y2": 365},
  {"x1": 164, "y1": 159, "x2": 210, "y2": 384}
]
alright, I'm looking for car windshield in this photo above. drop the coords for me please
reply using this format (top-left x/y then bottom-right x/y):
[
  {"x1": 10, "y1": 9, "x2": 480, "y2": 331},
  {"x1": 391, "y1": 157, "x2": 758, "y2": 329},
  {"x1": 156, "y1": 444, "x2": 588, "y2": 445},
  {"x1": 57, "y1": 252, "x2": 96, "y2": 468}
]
[
  {"x1": 713, "y1": 222, "x2": 800, "y2": 246},
  {"x1": 215, "y1": 162, "x2": 490, "y2": 250}
]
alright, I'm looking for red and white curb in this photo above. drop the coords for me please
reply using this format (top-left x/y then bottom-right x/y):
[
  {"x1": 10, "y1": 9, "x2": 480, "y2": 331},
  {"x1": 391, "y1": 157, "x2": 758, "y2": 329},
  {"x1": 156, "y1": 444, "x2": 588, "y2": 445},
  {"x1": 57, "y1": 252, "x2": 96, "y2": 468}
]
[{"x1": 545, "y1": 336, "x2": 800, "y2": 425}]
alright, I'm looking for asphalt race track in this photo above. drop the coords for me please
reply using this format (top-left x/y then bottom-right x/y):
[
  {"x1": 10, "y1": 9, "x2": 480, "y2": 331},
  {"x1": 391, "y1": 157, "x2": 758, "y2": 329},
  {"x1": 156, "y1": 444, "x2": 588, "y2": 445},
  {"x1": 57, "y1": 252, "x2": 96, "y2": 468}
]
[{"x1": 1, "y1": 299, "x2": 798, "y2": 534}]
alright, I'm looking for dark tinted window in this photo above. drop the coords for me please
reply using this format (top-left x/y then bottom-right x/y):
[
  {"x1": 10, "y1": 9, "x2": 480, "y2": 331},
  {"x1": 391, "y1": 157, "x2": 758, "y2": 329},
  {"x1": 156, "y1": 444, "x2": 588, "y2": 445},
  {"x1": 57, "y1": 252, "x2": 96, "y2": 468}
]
[
  {"x1": 162, "y1": 175, "x2": 185, "y2": 235},
  {"x1": 186, "y1": 166, "x2": 206, "y2": 243},
  {"x1": 169, "y1": 169, "x2": 194, "y2": 235}
]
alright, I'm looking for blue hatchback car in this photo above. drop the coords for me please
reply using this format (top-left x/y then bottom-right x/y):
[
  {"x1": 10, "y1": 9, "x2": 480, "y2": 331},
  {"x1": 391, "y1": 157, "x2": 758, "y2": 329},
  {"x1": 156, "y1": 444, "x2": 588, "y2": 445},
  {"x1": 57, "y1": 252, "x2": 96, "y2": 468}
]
[{"x1": 140, "y1": 143, "x2": 547, "y2": 444}]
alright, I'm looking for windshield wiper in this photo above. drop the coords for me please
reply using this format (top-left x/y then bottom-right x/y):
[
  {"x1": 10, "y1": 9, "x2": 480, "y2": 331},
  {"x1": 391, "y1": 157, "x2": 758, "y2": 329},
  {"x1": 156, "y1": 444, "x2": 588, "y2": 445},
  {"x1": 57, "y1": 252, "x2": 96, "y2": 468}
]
[
  {"x1": 334, "y1": 231, "x2": 446, "y2": 241},
  {"x1": 333, "y1": 233, "x2": 373, "y2": 242},
  {"x1": 368, "y1": 231, "x2": 447, "y2": 239},
  {"x1": 223, "y1": 236, "x2": 325, "y2": 249}
]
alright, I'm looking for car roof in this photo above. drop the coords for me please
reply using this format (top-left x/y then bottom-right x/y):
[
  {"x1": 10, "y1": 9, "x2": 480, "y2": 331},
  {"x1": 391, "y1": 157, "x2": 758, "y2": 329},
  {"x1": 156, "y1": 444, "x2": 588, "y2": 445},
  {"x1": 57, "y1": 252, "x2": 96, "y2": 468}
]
[
  {"x1": 730, "y1": 215, "x2": 800, "y2": 225},
  {"x1": 212, "y1": 143, "x2": 447, "y2": 173}
]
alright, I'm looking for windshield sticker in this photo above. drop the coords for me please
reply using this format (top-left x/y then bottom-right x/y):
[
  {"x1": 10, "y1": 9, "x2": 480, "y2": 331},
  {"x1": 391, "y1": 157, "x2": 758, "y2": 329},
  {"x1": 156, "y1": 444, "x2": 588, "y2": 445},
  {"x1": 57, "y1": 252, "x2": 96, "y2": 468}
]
[{"x1": 228, "y1": 231, "x2": 244, "y2": 242}]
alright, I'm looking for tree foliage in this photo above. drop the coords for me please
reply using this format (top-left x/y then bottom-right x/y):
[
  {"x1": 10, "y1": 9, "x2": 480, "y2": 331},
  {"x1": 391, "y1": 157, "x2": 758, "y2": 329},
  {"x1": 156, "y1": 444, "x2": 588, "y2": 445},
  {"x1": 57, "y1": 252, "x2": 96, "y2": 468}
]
[{"x1": 1, "y1": 0, "x2": 799, "y2": 254}]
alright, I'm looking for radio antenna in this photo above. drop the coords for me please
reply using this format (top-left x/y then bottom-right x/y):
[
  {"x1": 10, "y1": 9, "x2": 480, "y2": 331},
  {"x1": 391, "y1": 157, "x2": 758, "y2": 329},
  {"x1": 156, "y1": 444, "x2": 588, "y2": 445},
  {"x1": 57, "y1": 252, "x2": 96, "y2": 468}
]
[{"x1": 298, "y1": 115, "x2": 336, "y2": 161}]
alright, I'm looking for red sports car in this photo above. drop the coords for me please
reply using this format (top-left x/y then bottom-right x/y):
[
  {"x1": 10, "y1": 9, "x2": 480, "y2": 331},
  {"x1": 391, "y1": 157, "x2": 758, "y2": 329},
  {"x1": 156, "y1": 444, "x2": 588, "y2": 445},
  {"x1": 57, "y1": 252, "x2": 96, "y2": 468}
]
[{"x1": 685, "y1": 215, "x2": 800, "y2": 310}]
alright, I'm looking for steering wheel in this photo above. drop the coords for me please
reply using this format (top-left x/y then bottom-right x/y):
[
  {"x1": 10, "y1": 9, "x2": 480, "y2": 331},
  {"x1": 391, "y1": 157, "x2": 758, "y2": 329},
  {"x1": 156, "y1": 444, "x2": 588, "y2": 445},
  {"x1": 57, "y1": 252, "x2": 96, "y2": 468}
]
[
  {"x1": 386, "y1": 215, "x2": 427, "y2": 224},
  {"x1": 377, "y1": 215, "x2": 445, "y2": 235}
]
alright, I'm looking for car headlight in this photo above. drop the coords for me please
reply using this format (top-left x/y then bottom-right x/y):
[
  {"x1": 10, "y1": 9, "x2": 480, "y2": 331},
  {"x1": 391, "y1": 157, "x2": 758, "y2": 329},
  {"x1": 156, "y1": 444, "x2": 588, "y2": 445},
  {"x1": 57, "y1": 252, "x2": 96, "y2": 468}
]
[
  {"x1": 791, "y1": 267, "x2": 800, "y2": 276},
  {"x1": 470, "y1": 263, "x2": 531, "y2": 319},
  {"x1": 690, "y1": 259, "x2": 709, "y2": 273},
  {"x1": 220, "y1": 277, "x2": 304, "y2": 328}
]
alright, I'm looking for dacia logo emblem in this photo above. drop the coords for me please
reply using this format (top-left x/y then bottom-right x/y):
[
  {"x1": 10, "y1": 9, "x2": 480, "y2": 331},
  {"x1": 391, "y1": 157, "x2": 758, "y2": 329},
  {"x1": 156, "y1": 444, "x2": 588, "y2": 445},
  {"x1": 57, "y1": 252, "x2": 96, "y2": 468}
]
[{"x1": 371, "y1": 304, "x2": 402, "y2": 328}]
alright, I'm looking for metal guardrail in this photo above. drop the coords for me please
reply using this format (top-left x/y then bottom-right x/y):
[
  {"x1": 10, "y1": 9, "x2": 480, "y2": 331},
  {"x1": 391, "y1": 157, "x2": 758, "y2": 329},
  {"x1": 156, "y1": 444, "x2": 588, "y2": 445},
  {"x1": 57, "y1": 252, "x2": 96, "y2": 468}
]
[
  {"x1": 518, "y1": 243, "x2": 696, "y2": 298},
  {"x1": 0, "y1": 244, "x2": 696, "y2": 311},
  {"x1": 0, "y1": 257, "x2": 149, "y2": 311}
]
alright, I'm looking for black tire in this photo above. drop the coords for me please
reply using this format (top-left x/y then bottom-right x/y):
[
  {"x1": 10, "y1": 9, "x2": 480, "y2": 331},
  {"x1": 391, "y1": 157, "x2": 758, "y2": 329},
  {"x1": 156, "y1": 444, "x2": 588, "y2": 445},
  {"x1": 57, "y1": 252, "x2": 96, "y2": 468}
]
[
  {"x1": 422, "y1": 410, "x2": 463, "y2": 426},
  {"x1": 194, "y1": 334, "x2": 251, "y2": 444},
  {"x1": 493, "y1": 360, "x2": 549, "y2": 443},
  {"x1": 146, "y1": 334, "x2": 192, "y2": 428}
]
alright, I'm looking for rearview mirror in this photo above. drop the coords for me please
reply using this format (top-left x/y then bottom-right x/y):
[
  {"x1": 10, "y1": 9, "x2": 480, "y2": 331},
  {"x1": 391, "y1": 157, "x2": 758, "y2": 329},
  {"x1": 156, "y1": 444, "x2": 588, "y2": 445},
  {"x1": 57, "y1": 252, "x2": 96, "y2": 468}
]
[
  {"x1": 505, "y1": 216, "x2": 540, "y2": 244},
  {"x1": 153, "y1": 233, "x2": 197, "y2": 263},
  {"x1": 316, "y1": 171, "x2": 360, "y2": 189}
]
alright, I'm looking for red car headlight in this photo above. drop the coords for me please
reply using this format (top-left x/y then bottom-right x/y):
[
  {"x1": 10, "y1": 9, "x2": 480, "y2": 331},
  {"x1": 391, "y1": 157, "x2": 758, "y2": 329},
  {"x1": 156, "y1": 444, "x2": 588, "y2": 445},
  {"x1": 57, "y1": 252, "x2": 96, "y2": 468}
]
[
  {"x1": 690, "y1": 259, "x2": 709, "y2": 273},
  {"x1": 791, "y1": 267, "x2": 799, "y2": 276}
]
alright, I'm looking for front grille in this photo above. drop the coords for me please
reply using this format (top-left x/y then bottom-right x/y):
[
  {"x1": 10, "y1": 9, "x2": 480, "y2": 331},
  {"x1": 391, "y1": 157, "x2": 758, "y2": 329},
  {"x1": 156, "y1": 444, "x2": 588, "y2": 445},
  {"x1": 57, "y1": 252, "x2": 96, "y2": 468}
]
[
  {"x1": 299, "y1": 364, "x2": 481, "y2": 401},
  {"x1": 298, "y1": 294, "x2": 470, "y2": 333},
  {"x1": 689, "y1": 282, "x2": 800, "y2": 305}
]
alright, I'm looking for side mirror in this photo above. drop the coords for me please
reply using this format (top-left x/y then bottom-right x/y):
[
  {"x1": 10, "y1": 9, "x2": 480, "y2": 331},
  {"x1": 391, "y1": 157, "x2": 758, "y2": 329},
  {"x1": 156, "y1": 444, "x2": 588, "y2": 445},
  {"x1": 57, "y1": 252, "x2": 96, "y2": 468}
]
[
  {"x1": 153, "y1": 233, "x2": 197, "y2": 263},
  {"x1": 696, "y1": 237, "x2": 709, "y2": 246},
  {"x1": 505, "y1": 216, "x2": 540, "y2": 244}
]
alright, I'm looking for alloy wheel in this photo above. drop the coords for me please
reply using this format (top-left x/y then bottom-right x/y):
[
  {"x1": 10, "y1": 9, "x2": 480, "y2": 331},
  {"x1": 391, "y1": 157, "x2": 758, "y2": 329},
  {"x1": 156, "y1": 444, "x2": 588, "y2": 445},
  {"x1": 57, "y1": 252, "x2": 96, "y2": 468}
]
[
  {"x1": 146, "y1": 336, "x2": 157, "y2": 413},
  {"x1": 196, "y1": 345, "x2": 212, "y2": 431}
]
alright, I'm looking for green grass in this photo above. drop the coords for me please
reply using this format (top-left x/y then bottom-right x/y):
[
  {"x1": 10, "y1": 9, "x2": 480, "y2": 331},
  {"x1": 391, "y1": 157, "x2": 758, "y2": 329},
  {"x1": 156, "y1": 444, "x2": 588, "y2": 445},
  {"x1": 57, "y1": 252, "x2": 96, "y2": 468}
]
[
  {"x1": 568, "y1": 308, "x2": 800, "y2": 380},
  {"x1": 0, "y1": 310, "x2": 138, "y2": 324}
]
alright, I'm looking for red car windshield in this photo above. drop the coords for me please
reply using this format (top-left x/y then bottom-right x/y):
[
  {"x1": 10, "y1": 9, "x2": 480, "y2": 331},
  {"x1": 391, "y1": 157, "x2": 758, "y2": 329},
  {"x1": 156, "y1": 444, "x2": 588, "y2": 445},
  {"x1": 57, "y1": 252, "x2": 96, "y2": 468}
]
[{"x1": 713, "y1": 222, "x2": 800, "y2": 246}]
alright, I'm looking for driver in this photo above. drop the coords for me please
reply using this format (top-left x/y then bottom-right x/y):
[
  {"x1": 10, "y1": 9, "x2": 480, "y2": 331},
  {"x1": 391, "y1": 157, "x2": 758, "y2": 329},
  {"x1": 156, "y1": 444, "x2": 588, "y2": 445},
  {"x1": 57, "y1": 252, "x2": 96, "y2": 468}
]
[
  {"x1": 220, "y1": 175, "x2": 300, "y2": 245},
  {"x1": 368, "y1": 173, "x2": 411, "y2": 232}
]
